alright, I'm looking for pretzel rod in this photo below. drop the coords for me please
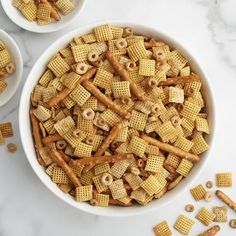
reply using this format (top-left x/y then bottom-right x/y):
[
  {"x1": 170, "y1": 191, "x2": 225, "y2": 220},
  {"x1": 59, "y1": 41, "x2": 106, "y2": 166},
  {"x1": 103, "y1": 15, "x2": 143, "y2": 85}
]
[
  {"x1": 49, "y1": 149, "x2": 81, "y2": 187},
  {"x1": 141, "y1": 134, "x2": 200, "y2": 162},
  {"x1": 82, "y1": 80, "x2": 131, "y2": 119},
  {"x1": 42, "y1": 133, "x2": 63, "y2": 144},
  {"x1": 167, "y1": 175, "x2": 183, "y2": 190},
  {"x1": 47, "y1": 68, "x2": 97, "y2": 107},
  {"x1": 158, "y1": 75, "x2": 200, "y2": 86},
  {"x1": 70, "y1": 153, "x2": 134, "y2": 167},
  {"x1": 0, "y1": 68, "x2": 7, "y2": 79},
  {"x1": 106, "y1": 51, "x2": 145, "y2": 101},
  {"x1": 58, "y1": 150, "x2": 71, "y2": 163},
  {"x1": 109, "y1": 198, "x2": 132, "y2": 207},
  {"x1": 198, "y1": 225, "x2": 220, "y2": 236},
  {"x1": 95, "y1": 122, "x2": 122, "y2": 156},
  {"x1": 40, "y1": 0, "x2": 61, "y2": 21},
  {"x1": 215, "y1": 190, "x2": 236, "y2": 212}
]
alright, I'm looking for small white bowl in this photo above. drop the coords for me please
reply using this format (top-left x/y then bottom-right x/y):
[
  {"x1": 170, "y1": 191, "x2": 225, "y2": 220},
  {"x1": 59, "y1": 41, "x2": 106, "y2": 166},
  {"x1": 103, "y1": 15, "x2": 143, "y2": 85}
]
[
  {"x1": 19, "y1": 22, "x2": 215, "y2": 217},
  {"x1": 1, "y1": 0, "x2": 86, "y2": 33},
  {"x1": 0, "y1": 30, "x2": 23, "y2": 107}
]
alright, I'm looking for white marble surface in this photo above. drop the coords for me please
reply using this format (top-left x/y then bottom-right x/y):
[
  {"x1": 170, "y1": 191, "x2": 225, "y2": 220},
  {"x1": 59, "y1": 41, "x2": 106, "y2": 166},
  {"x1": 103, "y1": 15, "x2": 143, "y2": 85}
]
[{"x1": 0, "y1": 0, "x2": 236, "y2": 235}]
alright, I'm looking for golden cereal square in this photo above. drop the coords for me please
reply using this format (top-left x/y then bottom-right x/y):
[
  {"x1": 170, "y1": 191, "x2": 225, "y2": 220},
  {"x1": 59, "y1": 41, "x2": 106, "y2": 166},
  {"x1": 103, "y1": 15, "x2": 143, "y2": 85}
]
[
  {"x1": 111, "y1": 81, "x2": 131, "y2": 98},
  {"x1": 0, "y1": 40, "x2": 5, "y2": 50},
  {"x1": 195, "y1": 207, "x2": 216, "y2": 226},
  {"x1": 195, "y1": 117, "x2": 210, "y2": 134},
  {"x1": 145, "y1": 155, "x2": 165, "y2": 173},
  {"x1": 52, "y1": 167, "x2": 70, "y2": 184},
  {"x1": 93, "y1": 68, "x2": 113, "y2": 89},
  {"x1": 0, "y1": 80, "x2": 8, "y2": 93},
  {"x1": 110, "y1": 160, "x2": 130, "y2": 178},
  {"x1": 109, "y1": 179, "x2": 127, "y2": 200},
  {"x1": 94, "y1": 24, "x2": 113, "y2": 42},
  {"x1": 0, "y1": 130, "x2": 5, "y2": 144},
  {"x1": 190, "y1": 184, "x2": 207, "y2": 201},
  {"x1": 74, "y1": 142, "x2": 93, "y2": 158},
  {"x1": 94, "y1": 163, "x2": 110, "y2": 175},
  {"x1": 100, "y1": 109, "x2": 122, "y2": 126},
  {"x1": 169, "y1": 86, "x2": 184, "y2": 103},
  {"x1": 93, "y1": 175, "x2": 108, "y2": 193},
  {"x1": 176, "y1": 159, "x2": 193, "y2": 177},
  {"x1": 55, "y1": 0, "x2": 75, "y2": 15},
  {"x1": 128, "y1": 136, "x2": 147, "y2": 158},
  {"x1": 140, "y1": 175, "x2": 163, "y2": 196},
  {"x1": 165, "y1": 154, "x2": 181, "y2": 168},
  {"x1": 80, "y1": 170, "x2": 94, "y2": 185},
  {"x1": 181, "y1": 101, "x2": 201, "y2": 121},
  {"x1": 37, "y1": 3, "x2": 51, "y2": 22},
  {"x1": 71, "y1": 44, "x2": 91, "y2": 62},
  {"x1": 33, "y1": 105, "x2": 52, "y2": 122},
  {"x1": 124, "y1": 173, "x2": 143, "y2": 191},
  {"x1": 139, "y1": 59, "x2": 156, "y2": 76},
  {"x1": 47, "y1": 55, "x2": 70, "y2": 77},
  {"x1": 191, "y1": 134, "x2": 209, "y2": 154},
  {"x1": 129, "y1": 110, "x2": 147, "y2": 131},
  {"x1": 170, "y1": 50, "x2": 188, "y2": 70},
  {"x1": 69, "y1": 84, "x2": 91, "y2": 106},
  {"x1": 155, "y1": 121, "x2": 177, "y2": 143},
  {"x1": 216, "y1": 172, "x2": 232, "y2": 187},
  {"x1": 213, "y1": 206, "x2": 227, "y2": 222},
  {"x1": 174, "y1": 215, "x2": 195, "y2": 235},
  {"x1": 0, "y1": 49, "x2": 11, "y2": 68},
  {"x1": 75, "y1": 185, "x2": 93, "y2": 202},
  {"x1": 111, "y1": 26, "x2": 124, "y2": 39},
  {"x1": 153, "y1": 221, "x2": 172, "y2": 236},
  {"x1": 81, "y1": 34, "x2": 97, "y2": 44},
  {"x1": 174, "y1": 136, "x2": 194, "y2": 152},
  {"x1": 95, "y1": 193, "x2": 109, "y2": 207},
  {"x1": 54, "y1": 116, "x2": 75, "y2": 136},
  {"x1": 81, "y1": 96, "x2": 98, "y2": 111},
  {"x1": 61, "y1": 72, "x2": 80, "y2": 89},
  {"x1": 39, "y1": 69, "x2": 54, "y2": 87},
  {"x1": 130, "y1": 188, "x2": 147, "y2": 203},
  {"x1": 180, "y1": 66, "x2": 191, "y2": 76},
  {"x1": 127, "y1": 41, "x2": 148, "y2": 62},
  {"x1": 145, "y1": 145, "x2": 159, "y2": 155},
  {"x1": 21, "y1": 2, "x2": 37, "y2": 21}
]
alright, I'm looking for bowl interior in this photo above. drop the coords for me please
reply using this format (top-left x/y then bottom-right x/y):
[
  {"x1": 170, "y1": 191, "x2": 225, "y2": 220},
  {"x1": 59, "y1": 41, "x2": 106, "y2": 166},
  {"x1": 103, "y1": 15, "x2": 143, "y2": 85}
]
[
  {"x1": 0, "y1": 30, "x2": 23, "y2": 107},
  {"x1": 19, "y1": 22, "x2": 215, "y2": 217},
  {"x1": 1, "y1": 0, "x2": 85, "y2": 33}
]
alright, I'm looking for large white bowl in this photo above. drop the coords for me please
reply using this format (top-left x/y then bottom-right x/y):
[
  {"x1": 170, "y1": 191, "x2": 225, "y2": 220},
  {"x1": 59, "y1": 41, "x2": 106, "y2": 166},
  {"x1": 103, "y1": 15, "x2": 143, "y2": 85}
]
[
  {"x1": 1, "y1": 0, "x2": 86, "y2": 33},
  {"x1": 19, "y1": 22, "x2": 215, "y2": 217}
]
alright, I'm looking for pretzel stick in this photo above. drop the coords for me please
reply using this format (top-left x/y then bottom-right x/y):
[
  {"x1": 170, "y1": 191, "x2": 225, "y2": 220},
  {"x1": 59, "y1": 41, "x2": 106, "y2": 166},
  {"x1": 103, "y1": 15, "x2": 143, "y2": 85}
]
[
  {"x1": 47, "y1": 68, "x2": 97, "y2": 107},
  {"x1": 158, "y1": 75, "x2": 200, "y2": 86},
  {"x1": 0, "y1": 68, "x2": 7, "y2": 79},
  {"x1": 167, "y1": 175, "x2": 183, "y2": 190},
  {"x1": 30, "y1": 109, "x2": 45, "y2": 166},
  {"x1": 109, "y1": 198, "x2": 132, "y2": 207},
  {"x1": 40, "y1": 0, "x2": 61, "y2": 21},
  {"x1": 141, "y1": 134, "x2": 200, "y2": 162},
  {"x1": 82, "y1": 80, "x2": 131, "y2": 119},
  {"x1": 49, "y1": 149, "x2": 81, "y2": 187},
  {"x1": 70, "y1": 154, "x2": 133, "y2": 167},
  {"x1": 58, "y1": 150, "x2": 71, "y2": 163},
  {"x1": 215, "y1": 190, "x2": 236, "y2": 212},
  {"x1": 198, "y1": 225, "x2": 221, "y2": 236},
  {"x1": 42, "y1": 133, "x2": 63, "y2": 144},
  {"x1": 106, "y1": 51, "x2": 145, "y2": 101}
]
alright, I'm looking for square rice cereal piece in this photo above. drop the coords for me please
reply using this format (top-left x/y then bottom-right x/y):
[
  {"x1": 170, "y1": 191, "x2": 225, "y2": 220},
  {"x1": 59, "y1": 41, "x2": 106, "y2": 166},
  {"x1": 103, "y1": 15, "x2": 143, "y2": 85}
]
[
  {"x1": 127, "y1": 41, "x2": 148, "y2": 62},
  {"x1": 47, "y1": 55, "x2": 70, "y2": 77},
  {"x1": 130, "y1": 188, "x2": 147, "y2": 203},
  {"x1": 71, "y1": 44, "x2": 91, "y2": 62},
  {"x1": 145, "y1": 155, "x2": 165, "y2": 173},
  {"x1": 33, "y1": 105, "x2": 51, "y2": 122},
  {"x1": 80, "y1": 170, "x2": 94, "y2": 185},
  {"x1": 55, "y1": 0, "x2": 75, "y2": 15},
  {"x1": 0, "y1": 49, "x2": 11, "y2": 68},
  {"x1": 52, "y1": 167, "x2": 70, "y2": 184},
  {"x1": 69, "y1": 84, "x2": 91, "y2": 106},
  {"x1": 128, "y1": 136, "x2": 147, "y2": 158},
  {"x1": 195, "y1": 207, "x2": 216, "y2": 226},
  {"x1": 111, "y1": 81, "x2": 131, "y2": 98},
  {"x1": 180, "y1": 66, "x2": 190, "y2": 76},
  {"x1": 45, "y1": 163, "x2": 57, "y2": 176},
  {"x1": 37, "y1": 3, "x2": 51, "y2": 22},
  {"x1": 63, "y1": 96, "x2": 76, "y2": 109},
  {"x1": 190, "y1": 184, "x2": 207, "y2": 201},
  {"x1": 213, "y1": 206, "x2": 227, "y2": 222},
  {"x1": 139, "y1": 59, "x2": 156, "y2": 76},
  {"x1": 184, "y1": 81, "x2": 201, "y2": 97},
  {"x1": 81, "y1": 96, "x2": 98, "y2": 111},
  {"x1": 81, "y1": 34, "x2": 97, "y2": 44},
  {"x1": 176, "y1": 159, "x2": 193, "y2": 177},
  {"x1": 114, "y1": 126, "x2": 128, "y2": 142},
  {"x1": 0, "y1": 80, "x2": 8, "y2": 93},
  {"x1": 39, "y1": 69, "x2": 54, "y2": 87},
  {"x1": 109, "y1": 179, "x2": 127, "y2": 199},
  {"x1": 0, "y1": 122, "x2": 13, "y2": 138},
  {"x1": 181, "y1": 101, "x2": 201, "y2": 121},
  {"x1": 100, "y1": 109, "x2": 122, "y2": 126},
  {"x1": 170, "y1": 50, "x2": 188, "y2": 70},
  {"x1": 21, "y1": 2, "x2": 37, "y2": 21},
  {"x1": 174, "y1": 136, "x2": 194, "y2": 152},
  {"x1": 165, "y1": 154, "x2": 181, "y2": 168},
  {"x1": 92, "y1": 135, "x2": 103, "y2": 151},
  {"x1": 153, "y1": 220, "x2": 172, "y2": 236},
  {"x1": 216, "y1": 172, "x2": 232, "y2": 187},
  {"x1": 110, "y1": 160, "x2": 130, "y2": 178},
  {"x1": 94, "y1": 24, "x2": 113, "y2": 42},
  {"x1": 60, "y1": 72, "x2": 80, "y2": 89},
  {"x1": 155, "y1": 121, "x2": 177, "y2": 143},
  {"x1": 54, "y1": 116, "x2": 75, "y2": 136},
  {"x1": 75, "y1": 185, "x2": 93, "y2": 202},
  {"x1": 195, "y1": 117, "x2": 209, "y2": 134},
  {"x1": 74, "y1": 142, "x2": 93, "y2": 157},
  {"x1": 191, "y1": 134, "x2": 209, "y2": 154},
  {"x1": 95, "y1": 193, "x2": 109, "y2": 207},
  {"x1": 129, "y1": 110, "x2": 147, "y2": 131},
  {"x1": 124, "y1": 173, "x2": 143, "y2": 191},
  {"x1": 93, "y1": 175, "x2": 108, "y2": 193},
  {"x1": 145, "y1": 145, "x2": 159, "y2": 155},
  {"x1": 0, "y1": 130, "x2": 5, "y2": 144},
  {"x1": 0, "y1": 40, "x2": 5, "y2": 50},
  {"x1": 39, "y1": 147, "x2": 53, "y2": 166},
  {"x1": 174, "y1": 215, "x2": 195, "y2": 235},
  {"x1": 93, "y1": 68, "x2": 113, "y2": 89},
  {"x1": 111, "y1": 26, "x2": 123, "y2": 39},
  {"x1": 140, "y1": 175, "x2": 163, "y2": 196},
  {"x1": 169, "y1": 86, "x2": 184, "y2": 103},
  {"x1": 94, "y1": 163, "x2": 110, "y2": 175}
]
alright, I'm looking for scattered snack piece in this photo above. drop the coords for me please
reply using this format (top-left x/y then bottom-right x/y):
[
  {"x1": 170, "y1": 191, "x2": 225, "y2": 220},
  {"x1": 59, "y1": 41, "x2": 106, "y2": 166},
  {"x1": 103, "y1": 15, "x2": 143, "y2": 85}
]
[
  {"x1": 212, "y1": 206, "x2": 227, "y2": 222},
  {"x1": 198, "y1": 225, "x2": 221, "y2": 236},
  {"x1": 7, "y1": 143, "x2": 17, "y2": 153},
  {"x1": 0, "y1": 130, "x2": 5, "y2": 144},
  {"x1": 229, "y1": 219, "x2": 236, "y2": 229},
  {"x1": 216, "y1": 172, "x2": 232, "y2": 187},
  {"x1": 215, "y1": 190, "x2": 236, "y2": 212},
  {"x1": 12, "y1": 0, "x2": 75, "y2": 25},
  {"x1": 190, "y1": 184, "x2": 207, "y2": 201},
  {"x1": 29, "y1": 24, "x2": 210, "y2": 207},
  {"x1": 195, "y1": 207, "x2": 216, "y2": 226},
  {"x1": 204, "y1": 191, "x2": 212, "y2": 202},
  {"x1": 174, "y1": 214, "x2": 195, "y2": 235},
  {"x1": 153, "y1": 220, "x2": 172, "y2": 236},
  {"x1": 0, "y1": 122, "x2": 13, "y2": 138},
  {"x1": 206, "y1": 181, "x2": 213, "y2": 189},
  {"x1": 185, "y1": 204, "x2": 195, "y2": 213}
]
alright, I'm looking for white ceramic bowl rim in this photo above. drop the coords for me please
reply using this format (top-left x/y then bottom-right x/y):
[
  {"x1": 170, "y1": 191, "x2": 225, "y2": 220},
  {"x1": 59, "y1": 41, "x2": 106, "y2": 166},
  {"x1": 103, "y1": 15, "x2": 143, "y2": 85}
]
[
  {"x1": 19, "y1": 21, "x2": 216, "y2": 217},
  {"x1": 0, "y1": 29, "x2": 23, "y2": 107},
  {"x1": 0, "y1": 0, "x2": 86, "y2": 33}
]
